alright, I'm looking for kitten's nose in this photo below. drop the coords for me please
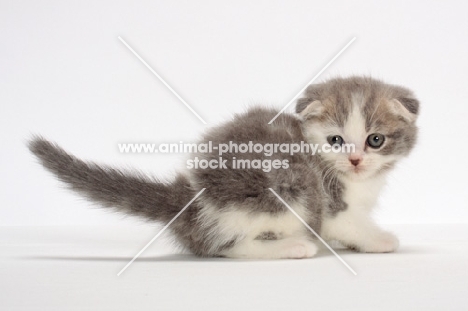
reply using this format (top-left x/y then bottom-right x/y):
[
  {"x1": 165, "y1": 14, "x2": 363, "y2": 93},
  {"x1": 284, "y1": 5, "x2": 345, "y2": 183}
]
[{"x1": 349, "y1": 158, "x2": 361, "y2": 167}]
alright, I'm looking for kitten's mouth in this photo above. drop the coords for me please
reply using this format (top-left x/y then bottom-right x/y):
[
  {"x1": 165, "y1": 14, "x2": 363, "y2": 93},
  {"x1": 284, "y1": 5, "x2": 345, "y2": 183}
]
[
  {"x1": 349, "y1": 166, "x2": 366, "y2": 175},
  {"x1": 346, "y1": 166, "x2": 378, "y2": 180},
  {"x1": 338, "y1": 166, "x2": 366, "y2": 178}
]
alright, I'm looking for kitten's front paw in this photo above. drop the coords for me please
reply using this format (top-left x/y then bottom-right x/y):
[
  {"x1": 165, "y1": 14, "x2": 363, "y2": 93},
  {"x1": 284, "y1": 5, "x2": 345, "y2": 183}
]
[{"x1": 361, "y1": 231, "x2": 399, "y2": 253}]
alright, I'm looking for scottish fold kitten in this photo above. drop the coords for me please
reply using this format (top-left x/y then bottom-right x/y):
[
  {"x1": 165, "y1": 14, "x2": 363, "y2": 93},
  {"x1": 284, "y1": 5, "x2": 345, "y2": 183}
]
[{"x1": 29, "y1": 76, "x2": 419, "y2": 259}]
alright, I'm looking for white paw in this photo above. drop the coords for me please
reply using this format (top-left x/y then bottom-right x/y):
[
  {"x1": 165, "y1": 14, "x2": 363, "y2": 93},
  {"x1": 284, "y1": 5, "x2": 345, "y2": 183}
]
[
  {"x1": 284, "y1": 241, "x2": 318, "y2": 259},
  {"x1": 361, "y1": 231, "x2": 399, "y2": 253}
]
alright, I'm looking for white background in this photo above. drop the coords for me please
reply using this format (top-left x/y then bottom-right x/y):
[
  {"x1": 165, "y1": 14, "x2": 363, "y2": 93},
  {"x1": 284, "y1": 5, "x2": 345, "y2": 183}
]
[
  {"x1": 2, "y1": 2, "x2": 468, "y2": 311},
  {"x1": 2, "y1": 0, "x2": 468, "y2": 226}
]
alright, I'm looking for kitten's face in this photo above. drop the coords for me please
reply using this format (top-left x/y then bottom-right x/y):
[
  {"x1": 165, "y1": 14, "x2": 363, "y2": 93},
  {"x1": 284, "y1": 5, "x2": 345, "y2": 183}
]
[{"x1": 297, "y1": 77, "x2": 419, "y2": 181}]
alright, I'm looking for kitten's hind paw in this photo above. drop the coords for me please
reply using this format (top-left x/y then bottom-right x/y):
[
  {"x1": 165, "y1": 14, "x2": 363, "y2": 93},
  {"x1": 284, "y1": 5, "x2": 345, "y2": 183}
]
[{"x1": 283, "y1": 240, "x2": 318, "y2": 259}]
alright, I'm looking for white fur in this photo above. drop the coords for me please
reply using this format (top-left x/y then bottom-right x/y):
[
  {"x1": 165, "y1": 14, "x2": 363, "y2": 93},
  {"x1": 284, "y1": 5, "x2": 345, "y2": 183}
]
[
  {"x1": 321, "y1": 174, "x2": 399, "y2": 252},
  {"x1": 343, "y1": 102, "x2": 367, "y2": 150},
  {"x1": 198, "y1": 203, "x2": 318, "y2": 259},
  {"x1": 223, "y1": 236, "x2": 318, "y2": 259},
  {"x1": 342, "y1": 173, "x2": 386, "y2": 211}
]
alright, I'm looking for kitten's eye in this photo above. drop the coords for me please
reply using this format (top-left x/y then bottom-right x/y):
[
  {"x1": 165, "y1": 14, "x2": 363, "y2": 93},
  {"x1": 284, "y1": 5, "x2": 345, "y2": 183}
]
[
  {"x1": 327, "y1": 135, "x2": 344, "y2": 146},
  {"x1": 367, "y1": 133, "x2": 385, "y2": 149}
]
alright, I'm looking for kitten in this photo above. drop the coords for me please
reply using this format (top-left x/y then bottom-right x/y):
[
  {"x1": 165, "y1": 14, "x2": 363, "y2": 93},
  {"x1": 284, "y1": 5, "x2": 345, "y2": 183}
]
[{"x1": 29, "y1": 76, "x2": 419, "y2": 259}]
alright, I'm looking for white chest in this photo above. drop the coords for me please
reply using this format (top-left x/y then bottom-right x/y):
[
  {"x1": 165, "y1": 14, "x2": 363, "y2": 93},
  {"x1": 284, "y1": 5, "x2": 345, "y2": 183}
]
[{"x1": 341, "y1": 176, "x2": 386, "y2": 212}]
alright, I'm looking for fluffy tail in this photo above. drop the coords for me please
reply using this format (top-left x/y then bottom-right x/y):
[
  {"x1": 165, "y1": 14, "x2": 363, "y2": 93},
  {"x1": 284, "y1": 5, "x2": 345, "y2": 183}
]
[{"x1": 28, "y1": 137, "x2": 195, "y2": 222}]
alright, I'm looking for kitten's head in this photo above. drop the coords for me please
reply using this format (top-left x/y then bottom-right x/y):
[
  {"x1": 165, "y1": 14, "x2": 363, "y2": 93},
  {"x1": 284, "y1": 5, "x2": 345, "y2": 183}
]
[{"x1": 296, "y1": 76, "x2": 419, "y2": 181}]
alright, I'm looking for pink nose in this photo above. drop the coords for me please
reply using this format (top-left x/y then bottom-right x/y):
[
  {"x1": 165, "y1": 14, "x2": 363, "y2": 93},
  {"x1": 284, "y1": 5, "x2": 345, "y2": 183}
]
[{"x1": 349, "y1": 158, "x2": 361, "y2": 166}]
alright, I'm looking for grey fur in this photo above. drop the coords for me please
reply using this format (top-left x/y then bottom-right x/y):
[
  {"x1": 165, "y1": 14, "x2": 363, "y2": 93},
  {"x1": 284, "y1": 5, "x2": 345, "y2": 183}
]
[
  {"x1": 28, "y1": 138, "x2": 196, "y2": 223},
  {"x1": 255, "y1": 231, "x2": 280, "y2": 240},
  {"x1": 28, "y1": 76, "x2": 419, "y2": 257}
]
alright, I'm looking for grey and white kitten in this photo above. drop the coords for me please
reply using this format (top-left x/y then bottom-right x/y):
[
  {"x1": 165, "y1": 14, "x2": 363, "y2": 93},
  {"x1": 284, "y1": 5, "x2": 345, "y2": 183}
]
[{"x1": 29, "y1": 76, "x2": 419, "y2": 259}]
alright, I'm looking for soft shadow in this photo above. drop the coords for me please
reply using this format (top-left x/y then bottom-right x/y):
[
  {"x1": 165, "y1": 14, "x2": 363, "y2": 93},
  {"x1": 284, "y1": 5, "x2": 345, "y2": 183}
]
[
  {"x1": 314, "y1": 245, "x2": 356, "y2": 258},
  {"x1": 20, "y1": 254, "x2": 231, "y2": 262},
  {"x1": 391, "y1": 245, "x2": 438, "y2": 254},
  {"x1": 18, "y1": 245, "x2": 428, "y2": 262},
  {"x1": 313, "y1": 244, "x2": 436, "y2": 258},
  {"x1": 18, "y1": 254, "x2": 298, "y2": 263},
  {"x1": 20, "y1": 252, "x2": 343, "y2": 263}
]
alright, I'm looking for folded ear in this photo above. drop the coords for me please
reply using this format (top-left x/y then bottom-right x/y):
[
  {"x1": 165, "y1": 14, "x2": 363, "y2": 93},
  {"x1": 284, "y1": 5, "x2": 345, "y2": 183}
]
[
  {"x1": 389, "y1": 96, "x2": 419, "y2": 122},
  {"x1": 296, "y1": 100, "x2": 323, "y2": 119},
  {"x1": 296, "y1": 84, "x2": 325, "y2": 119}
]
